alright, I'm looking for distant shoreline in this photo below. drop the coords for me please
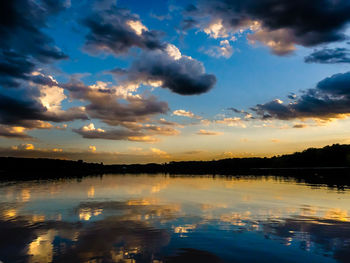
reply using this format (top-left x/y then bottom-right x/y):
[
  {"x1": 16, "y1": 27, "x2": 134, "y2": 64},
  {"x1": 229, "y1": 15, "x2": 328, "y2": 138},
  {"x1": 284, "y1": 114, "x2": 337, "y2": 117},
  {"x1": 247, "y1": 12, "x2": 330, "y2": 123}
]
[{"x1": 1, "y1": 144, "x2": 350, "y2": 187}]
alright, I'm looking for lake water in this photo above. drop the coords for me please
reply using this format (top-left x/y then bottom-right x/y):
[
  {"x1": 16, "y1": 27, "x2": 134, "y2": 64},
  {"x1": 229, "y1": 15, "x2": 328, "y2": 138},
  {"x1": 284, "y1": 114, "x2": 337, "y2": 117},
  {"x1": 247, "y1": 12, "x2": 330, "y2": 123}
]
[{"x1": 0, "y1": 174, "x2": 350, "y2": 263}]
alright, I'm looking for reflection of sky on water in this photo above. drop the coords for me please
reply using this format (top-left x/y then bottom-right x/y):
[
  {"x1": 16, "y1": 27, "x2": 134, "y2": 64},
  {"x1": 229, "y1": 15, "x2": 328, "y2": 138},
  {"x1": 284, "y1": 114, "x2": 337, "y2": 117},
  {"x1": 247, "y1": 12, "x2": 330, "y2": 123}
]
[{"x1": 0, "y1": 175, "x2": 350, "y2": 263}]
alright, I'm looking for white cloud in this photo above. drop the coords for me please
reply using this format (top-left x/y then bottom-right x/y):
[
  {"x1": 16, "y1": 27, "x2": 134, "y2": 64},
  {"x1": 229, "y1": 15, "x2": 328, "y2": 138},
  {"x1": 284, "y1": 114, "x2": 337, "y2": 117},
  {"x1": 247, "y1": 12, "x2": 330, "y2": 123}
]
[
  {"x1": 34, "y1": 73, "x2": 66, "y2": 113},
  {"x1": 203, "y1": 19, "x2": 229, "y2": 39},
  {"x1": 204, "y1": 39, "x2": 234, "y2": 58},
  {"x1": 165, "y1": 44, "x2": 182, "y2": 60},
  {"x1": 126, "y1": 20, "x2": 148, "y2": 35},
  {"x1": 173, "y1": 109, "x2": 202, "y2": 119},
  {"x1": 82, "y1": 123, "x2": 105, "y2": 133}
]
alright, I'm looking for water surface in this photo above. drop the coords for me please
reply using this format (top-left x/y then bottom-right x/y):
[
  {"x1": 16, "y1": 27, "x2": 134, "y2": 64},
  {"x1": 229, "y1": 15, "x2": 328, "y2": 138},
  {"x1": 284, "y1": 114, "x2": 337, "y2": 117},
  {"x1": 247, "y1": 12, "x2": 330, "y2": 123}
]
[{"x1": 1, "y1": 174, "x2": 350, "y2": 263}]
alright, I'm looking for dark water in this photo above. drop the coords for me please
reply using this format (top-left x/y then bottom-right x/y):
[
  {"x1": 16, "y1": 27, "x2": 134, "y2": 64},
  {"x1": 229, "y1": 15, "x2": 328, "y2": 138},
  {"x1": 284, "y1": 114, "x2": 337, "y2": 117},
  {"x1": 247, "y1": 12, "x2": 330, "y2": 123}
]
[{"x1": 1, "y1": 174, "x2": 350, "y2": 263}]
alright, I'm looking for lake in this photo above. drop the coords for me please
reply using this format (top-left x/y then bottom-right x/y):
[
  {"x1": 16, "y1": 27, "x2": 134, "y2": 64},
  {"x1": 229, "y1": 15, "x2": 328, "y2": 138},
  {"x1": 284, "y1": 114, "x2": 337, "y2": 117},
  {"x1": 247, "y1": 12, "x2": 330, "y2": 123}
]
[{"x1": 0, "y1": 174, "x2": 350, "y2": 263}]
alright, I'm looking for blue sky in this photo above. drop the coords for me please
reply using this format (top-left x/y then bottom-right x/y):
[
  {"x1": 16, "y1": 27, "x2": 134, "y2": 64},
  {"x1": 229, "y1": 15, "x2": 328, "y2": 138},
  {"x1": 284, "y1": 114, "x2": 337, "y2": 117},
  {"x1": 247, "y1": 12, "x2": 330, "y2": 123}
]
[{"x1": 1, "y1": 0, "x2": 350, "y2": 163}]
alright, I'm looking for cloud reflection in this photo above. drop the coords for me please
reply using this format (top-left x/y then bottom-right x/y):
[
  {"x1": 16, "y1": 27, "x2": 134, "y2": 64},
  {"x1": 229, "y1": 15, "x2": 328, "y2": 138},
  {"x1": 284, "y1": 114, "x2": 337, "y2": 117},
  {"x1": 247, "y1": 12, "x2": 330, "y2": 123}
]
[
  {"x1": 1, "y1": 175, "x2": 350, "y2": 262},
  {"x1": 0, "y1": 200, "x2": 173, "y2": 263}
]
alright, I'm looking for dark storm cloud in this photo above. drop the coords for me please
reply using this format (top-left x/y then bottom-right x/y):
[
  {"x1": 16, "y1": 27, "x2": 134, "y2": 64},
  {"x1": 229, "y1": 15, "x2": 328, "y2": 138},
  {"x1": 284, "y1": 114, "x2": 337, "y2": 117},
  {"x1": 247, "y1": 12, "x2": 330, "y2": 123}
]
[
  {"x1": 83, "y1": 6, "x2": 165, "y2": 55},
  {"x1": 0, "y1": 94, "x2": 47, "y2": 125},
  {"x1": 0, "y1": 0, "x2": 69, "y2": 134},
  {"x1": 0, "y1": 50, "x2": 59, "y2": 88},
  {"x1": 0, "y1": 93, "x2": 87, "y2": 128},
  {"x1": 0, "y1": 51, "x2": 35, "y2": 88},
  {"x1": 112, "y1": 48, "x2": 216, "y2": 95},
  {"x1": 82, "y1": 3, "x2": 216, "y2": 95},
  {"x1": 0, "y1": 0, "x2": 71, "y2": 131},
  {"x1": 287, "y1": 93, "x2": 297, "y2": 100},
  {"x1": 0, "y1": 0, "x2": 68, "y2": 64},
  {"x1": 253, "y1": 71, "x2": 350, "y2": 120},
  {"x1": 185, "y1": 0, "x2": 350, "y2": 54},
  {"x1": 305, "y1": 48, "x2": 350, "y2": 64},
  {"x1": 317, "y1": 72, "x2": 350, "y2": 95}
]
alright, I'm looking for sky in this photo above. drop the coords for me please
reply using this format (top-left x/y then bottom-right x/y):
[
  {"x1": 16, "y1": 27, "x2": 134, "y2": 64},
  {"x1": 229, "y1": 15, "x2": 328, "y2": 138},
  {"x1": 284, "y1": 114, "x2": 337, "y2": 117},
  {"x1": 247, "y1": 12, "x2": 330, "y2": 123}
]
[{"x1": 1, "y1": 0, "x2": 350, "y2": 163}]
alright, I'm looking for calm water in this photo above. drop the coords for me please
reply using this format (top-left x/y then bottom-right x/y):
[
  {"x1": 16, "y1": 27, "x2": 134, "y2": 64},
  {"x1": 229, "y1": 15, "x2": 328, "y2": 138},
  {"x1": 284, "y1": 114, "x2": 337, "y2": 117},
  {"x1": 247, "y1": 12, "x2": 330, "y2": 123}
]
[{"x1": 1, "y1": 174, "x2": 350, "y2": 263}]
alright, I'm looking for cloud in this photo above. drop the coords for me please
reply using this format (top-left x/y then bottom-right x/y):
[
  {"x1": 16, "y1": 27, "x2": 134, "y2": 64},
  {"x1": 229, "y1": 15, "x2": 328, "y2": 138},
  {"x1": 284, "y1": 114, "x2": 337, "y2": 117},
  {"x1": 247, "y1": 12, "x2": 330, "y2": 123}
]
[
  {"x1": 85, "y1": 94, "x2": 168, "y2": 126},
  {"x1": 0, "y1": 121, "x2": 67, "y2": 140},
  {"x1": 158, "y1": 118, "x2": 183, "y2": 127},
  {"x1": 247, "y1": 28, "x2": 296, "y2": 55},
  {"x1": 73, "y1": 122, "x2": 179, "y2": 142},
  {"x1": 0, "y1": 1, "x2": 68, "y2": 89},
  {"x1": 184, "y1": 0, "x2": 350, "y2": 55},
  {"x1": 0, "y1": 126, "x2": 32, "y2": 139},
  {"x1": 82, "y1": 6, "x2": 164, "y2": 55},
  {"x1": 0, "y1": 1, "x2": 88, "y2": 136},
  {"x1": 150, "y1": 147, "x2": 170, "y2": 158},
  {"x1": 204, "y1": 40, "x2": 234, "y2": 58},
  {"x1": 73, "y1": 123, "x2": 143, "y2": 141},
  {"x1": 12, "y1": 144, "x2": 35, "y2": 151},
  {"x1": 305, "y1": 48, "x2": 350, "y2": 64},
  {"x1": 128, "y1": 136, "x2": 159, "y2": 143},
  {"x1": 293, "y1": 124, "x2": 307, "y2": 129},
  {"x1": 112, "y1": 44, "x2": 216, "y2": 95},
  {"x1": 0, "y1": 85, "x2": 87, "y2": 128},
  {"x1": 143, "y1": 124, "x2": 180, "y2": 136},
  {"x1": 63, "y1": 80, "x2": 168, "y2": 127},
  {"x1": 52, "y1": 148, "x2": 63, "y2": 152},
  {"x1": 88, "y1": 145, "x2": 97, "y2": 153},
  {"x1": 82, "y1": 6, "x2": 216, "y2": 96},
  {"x1": 215, "y1": 117, "x2": 247, "y2": 128},
  {"x1": 0, "y1": 0, "x2": 68, "y2": 63},
  {"x1": 181, "y1": 18, "x2": 199, "y2": 30},
  {"x1": 227, "y1": 107, "x2": 254, "y2": 119},
  {"x1": 0, "y1": 51, "x2": 35, "y2": 88},
  {"x1": 173, "y1": 109, "x2": 202, "y2": 119},
  {"x1": 253, "y1": 71, "x2": 350, "y2": 120},
  {"x1": 196, "y1": 129, "x2": 223, "y2": 135}
]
